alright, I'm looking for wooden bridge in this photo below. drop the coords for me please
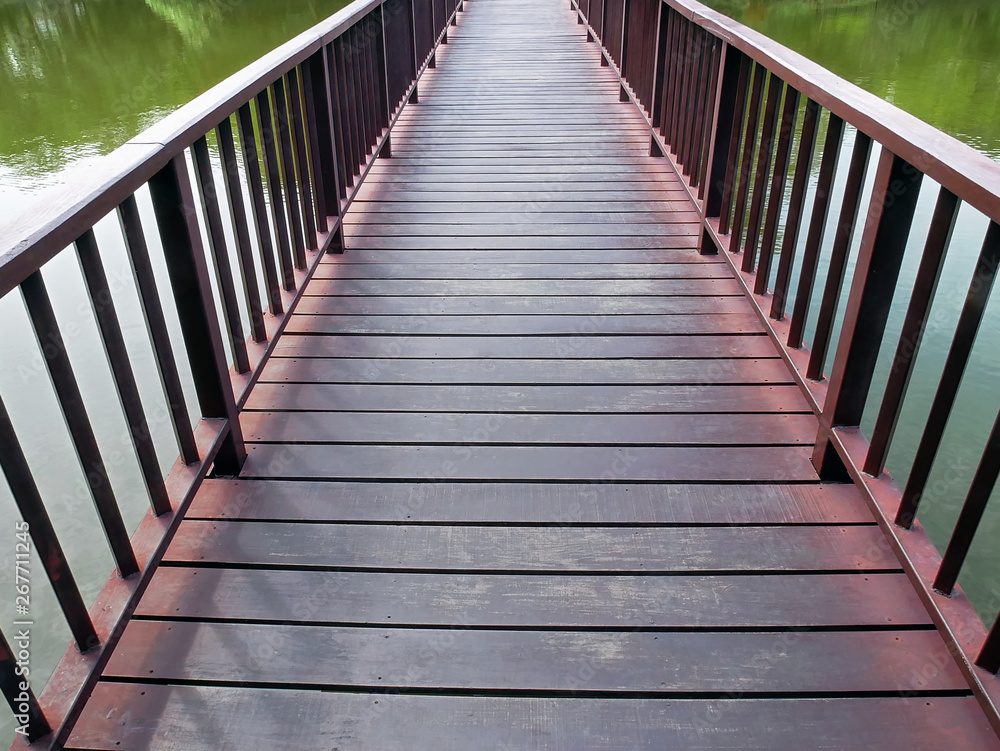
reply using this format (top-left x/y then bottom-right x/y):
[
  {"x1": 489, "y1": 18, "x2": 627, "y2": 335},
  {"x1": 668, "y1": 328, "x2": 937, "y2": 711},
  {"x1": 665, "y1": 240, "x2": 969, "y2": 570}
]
[{"x1": 3, "y1": 0, "x2": 1000, "y2": 748}]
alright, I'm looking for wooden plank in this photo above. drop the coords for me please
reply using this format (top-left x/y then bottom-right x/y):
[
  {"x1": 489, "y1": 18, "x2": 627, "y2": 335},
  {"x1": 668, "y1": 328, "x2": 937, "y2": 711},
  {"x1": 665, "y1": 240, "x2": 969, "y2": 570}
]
[
  {"x1": 244, "y1": 384, "x2": 813, "y2": 414},
  {"x1": 165, "y1": 521, "x2": 890, "y2": 572},
  {"x1": 343, "y1": 223, "x2": 700, "y2": 238},
  {"x1": 312, "y1": 262, "x2": 731, "y2": 278},
  {"x1": 68, "y1": 689, "x2": 1000, "y2": 751},
  {"x1": 241, "y1": 412, "x2": 817, "y2": 445},
  {"x1": 352, "y1": 187, "x2": 690, "y2": 201},
  {"x1": 294, "y1": 296, "x2": 749, "y2": 316},
  {"x1": 257, "y1": 358, "x2": 795, "y2": 385},
  {"x1": 341, "y1": 235, "x2": 701, "y2": 249},
  {"x1": 270, "y1": 334, "x2": 779, "y2": 359},
  {"x1": 302, "y1": 278, "x2": 744, "y2": 296},
  {"x1": 318, "y1": 250, "x2": 721, "y2": 264},
  {"x1": 136, "y1": 568, "x2": 925, "y2": 627},
  {"x1": 187, "y1": 481, "x2": 874, "y2": 524},
  {"x1": 349, "y1": 200, "x2": 696, "y2": 212},
  {"x1": 283, "y1": 313, "x2": 765, "y2": 336},
  {"x1": 104, "y1": 621, "x2": 966, "y2": 693},
  {"x1": 344, "y1": 210, "x2": 702, "y2": 224},
  {"x1": 240, "y1": 444, "x2": 817, "y2": 481}
]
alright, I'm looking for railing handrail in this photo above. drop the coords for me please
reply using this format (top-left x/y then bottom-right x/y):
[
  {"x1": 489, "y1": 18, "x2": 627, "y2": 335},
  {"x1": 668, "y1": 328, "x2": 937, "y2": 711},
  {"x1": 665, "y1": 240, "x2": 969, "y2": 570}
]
[
  {"x1": 666, "y1": 0, "x2": 1000, "y2": 223},
  {"x1": 0, "y1": 0, "x2": 384, "y2": 301}
]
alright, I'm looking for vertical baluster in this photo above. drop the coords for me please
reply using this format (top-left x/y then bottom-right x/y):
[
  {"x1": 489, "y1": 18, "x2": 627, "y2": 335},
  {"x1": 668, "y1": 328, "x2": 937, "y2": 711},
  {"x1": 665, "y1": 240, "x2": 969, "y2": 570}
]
[
  {"x1": 379, "y1": 4, "x2": 395, "y2": 157},
  {"x1": 302, "y1": 53, "x2": 337, "y2": 230},
  {"x1": 728, "y1": 63, "x2": 765, "y2": 255},
  {"x1": 75, "y1": 229, "x2": 171, "y2": 513},
  {"x1": 740, "y1": 74, "x2": 783, "y2": 272},
  {"x1": 934, "y1": 408, "x2": 1000, "y2": 594},
  {"x1": 649, "y1": 2, "x2": 668, "y2": 129},
  {"x1": 190, "y1": 137, "x2": 252, "y2": 374},
  {"x1": 865, "y1": 189, "x2": 960, "y2": 475},
  {"x1": 340, "y1": 34, "x2": 361, "y2": 180},
  {"x1": 351, "y1": 27, "x2": 375, "y2": 159},
  {"x1": 812, "y1": 151, "x2": 924, "y2": 479},
  {"x1": 375, "y1": 9, "x2": 391, "y2": 133},
  {"x1": 273, "y1": 77, "x2": 308, "y2": 268},
  {"x1": 805, "y1": 131, "x2": 873, "y2": 380},
  {"x1": 255, "y1": 89, "x2": 297, "y2": 289},
  {"x1": 0, "y1": 395, "x2": 98, "y2": 650},
  {"x1": 979, "y1": 616, "x2": 1000, "y2": 674},
  {"x1": 618, "y1": 0, "x2": 630, "y2": 97},
  {"x1": 149, "y1": 155, "x2": 247, "y2": 475},
  {"x1": 688, "y1": 29, "x2": 712, "y2": 174},
  {"x1": 895, "y1": 221, "x2": 1000, "y2": 526},
  {"x1": 235, "y1": 103, "x2": 285, "y2": 312},
  {"x1": 716, "y1": 53, "x2": 751, "y2": 234},
  {"x1": 328, "y1": 43, "x2": 352, "y2": 197},
  {"x1": 770, "y1": 98, "x2": 821, "y2": 319},
  {"x1": 287, "y1": 68, "x2": 320, "y2": 249},
  {"x1": 667, "y1": 16, "x2": 686, "y2": 145},
  {"x1": 675, "y1": 20, "x2": 696, "y2": 170},
  {"x1": 676, "y1": 25, "x2": 700, "y2": 171},
  {"x1": 0, "y1": 629, "x2": 50, "y2": 742},
  {"x1": 695, "y1": 38, "x2": 722, "y2": 196},
  {"x1": 215, "y1": 117, "x2": 266, "y2": 343},
  {"x1": 20, "y1": 272, "x2": 139, "y2": 577},
  {"x1": 409, "y1": 0, "x2": 423, "y2": 100},
  {"x1": 754, "y1": 86, "x2": 800, "y2": 291},
  {"x1": 117, "y1": 196, "x2": 200, "y2": 462},
  {"x1": 358, "y1": 24, "x2": 375, "y2": 156},
  {"x1": 787, "y1": 113, "x2": 845, "y2": 348},
  {"x1": 657, "y1": 10, "x2": 678, "y2": 136}
]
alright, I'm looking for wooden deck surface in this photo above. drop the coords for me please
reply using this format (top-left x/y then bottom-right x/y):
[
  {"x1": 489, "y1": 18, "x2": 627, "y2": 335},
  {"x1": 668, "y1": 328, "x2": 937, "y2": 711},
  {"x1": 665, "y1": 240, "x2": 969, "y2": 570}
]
[{"x1": 65, "y1": 0, "x2": 1000, "y2": 748}]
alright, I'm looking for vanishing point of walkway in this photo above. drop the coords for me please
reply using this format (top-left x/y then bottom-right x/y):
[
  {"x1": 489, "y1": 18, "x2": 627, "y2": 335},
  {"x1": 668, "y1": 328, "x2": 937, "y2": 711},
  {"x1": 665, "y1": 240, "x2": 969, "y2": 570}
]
[{"x1": 64, "y1": 0, "x2": 1000, "y2": 748}]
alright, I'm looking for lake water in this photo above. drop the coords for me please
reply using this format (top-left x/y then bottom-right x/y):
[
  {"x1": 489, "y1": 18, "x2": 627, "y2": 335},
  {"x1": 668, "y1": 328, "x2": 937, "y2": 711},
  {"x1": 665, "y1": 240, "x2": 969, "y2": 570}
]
[{"x1": 0, "y1": 0, "x2": 999, "y2": 744}]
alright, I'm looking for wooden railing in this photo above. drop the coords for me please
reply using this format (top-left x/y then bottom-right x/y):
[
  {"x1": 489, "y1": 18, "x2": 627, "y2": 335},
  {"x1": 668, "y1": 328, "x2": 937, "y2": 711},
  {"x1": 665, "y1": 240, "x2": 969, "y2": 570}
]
[
  {"x1": 576, "y1": 0, "x2": 1000, "y2": 732},
  {"x1": 0, "y1": 0, "x2": 461, "y2": 745}
]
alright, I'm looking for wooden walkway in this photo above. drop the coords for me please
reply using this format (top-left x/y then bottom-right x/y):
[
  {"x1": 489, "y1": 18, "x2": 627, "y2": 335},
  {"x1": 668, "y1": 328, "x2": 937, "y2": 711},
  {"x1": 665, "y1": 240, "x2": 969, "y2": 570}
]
[{"x1": 64, "y1": 0, "x2": 1000, "y2": 748}]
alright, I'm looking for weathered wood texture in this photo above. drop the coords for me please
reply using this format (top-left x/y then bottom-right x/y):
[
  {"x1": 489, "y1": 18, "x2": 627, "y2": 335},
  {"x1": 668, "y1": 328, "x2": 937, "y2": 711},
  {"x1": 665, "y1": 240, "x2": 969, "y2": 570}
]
[{"x1": 64, "y1": 0, "x2": 999, "y2": 748}]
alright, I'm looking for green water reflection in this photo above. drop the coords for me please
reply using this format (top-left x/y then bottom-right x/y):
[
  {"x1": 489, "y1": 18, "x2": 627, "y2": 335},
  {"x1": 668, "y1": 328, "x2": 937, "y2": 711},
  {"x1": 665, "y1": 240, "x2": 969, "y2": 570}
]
[
  {"x1": 0, "y1": 0, "x2": 348, "y2": 214},
  {"x1": 702, "y1": 0, "x2": 1000, "y2": 160}
]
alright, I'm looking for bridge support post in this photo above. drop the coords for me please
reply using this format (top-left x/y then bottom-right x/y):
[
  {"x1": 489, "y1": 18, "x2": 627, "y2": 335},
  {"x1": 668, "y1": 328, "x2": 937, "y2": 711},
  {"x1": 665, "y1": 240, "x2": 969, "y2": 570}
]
[
  {"x1": 812, "y1": 149, "x2": 923, "y2": 480},
  {"x1": 149, "y1": 156, "x2": 248, "y2": 477}
]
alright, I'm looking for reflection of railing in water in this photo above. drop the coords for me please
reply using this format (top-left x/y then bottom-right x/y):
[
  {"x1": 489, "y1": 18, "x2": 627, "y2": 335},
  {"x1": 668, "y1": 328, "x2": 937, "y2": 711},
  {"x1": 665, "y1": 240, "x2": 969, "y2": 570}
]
[
  {"x1": 0, "y1": 0, "x2": 461, "y2": 745},
  {"x1": 578, "y1": 0, "x2": 1000, "y2": 733}
]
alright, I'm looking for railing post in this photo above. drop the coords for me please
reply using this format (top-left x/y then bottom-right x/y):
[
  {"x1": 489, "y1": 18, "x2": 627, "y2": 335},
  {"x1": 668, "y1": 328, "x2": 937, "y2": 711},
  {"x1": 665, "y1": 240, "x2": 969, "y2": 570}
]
[
  {"x1": 148, "y1": 155, "x2": 247, "y2": 476},
  {"x1": 409, "y1": 0, "x2": 420, "y2": 103},
  {"x1": 618, "y1": 0, "x2": 630, "y2": 100},
  {"x1": 379, "y1": 2, "x2": 393, "y2": 158},
  {"x1": 698, "y1": 43, "x2": 742, "y2": 255},
  {"x1": 812, "y1": 149, "x2": 924, "y2": 478}
]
